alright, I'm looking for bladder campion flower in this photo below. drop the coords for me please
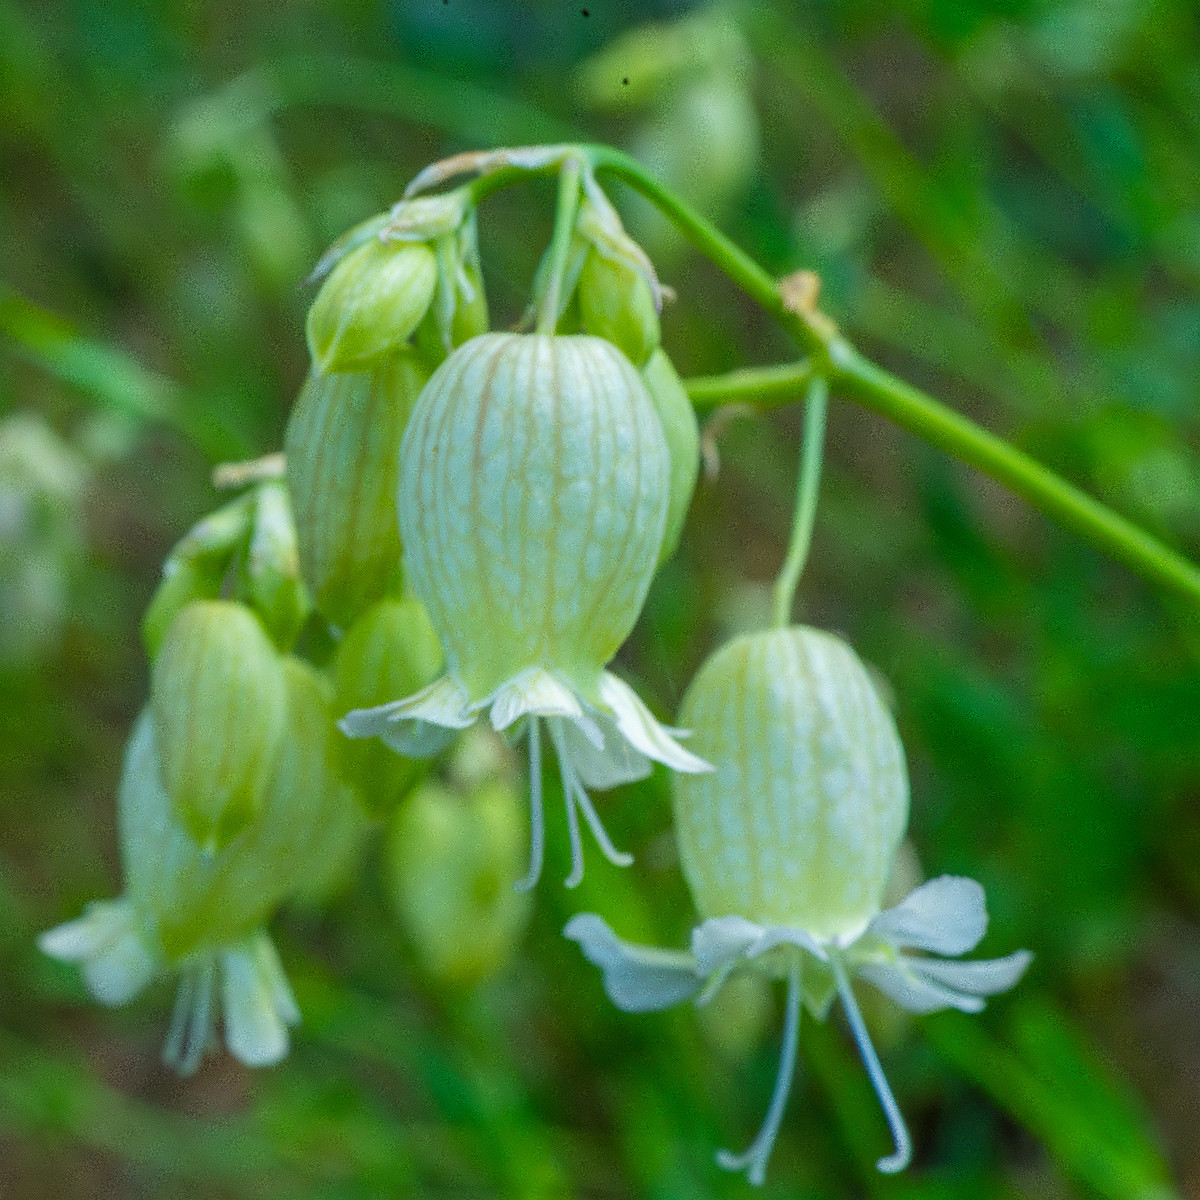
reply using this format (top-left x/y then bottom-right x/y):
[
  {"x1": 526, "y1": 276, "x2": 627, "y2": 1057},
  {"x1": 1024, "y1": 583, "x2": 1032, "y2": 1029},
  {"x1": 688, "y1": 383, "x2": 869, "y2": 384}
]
[
  {"x1": 40, "y1": 655, "x2": 360, "y2": 1073},
  {"x1": 566, "y1": 626, "x2": 1030, "y2": 1182},
  {"x1": 341, "y1": 331, "x2": 711, "y2": 890}
]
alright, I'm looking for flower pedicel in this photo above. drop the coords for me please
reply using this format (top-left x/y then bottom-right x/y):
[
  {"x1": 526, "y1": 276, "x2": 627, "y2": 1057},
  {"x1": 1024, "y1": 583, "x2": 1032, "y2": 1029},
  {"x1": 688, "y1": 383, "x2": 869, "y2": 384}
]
[
  {"x1": 567, "y1": 626, "x2": 1030, "y2": 1182},
  {"x1": 341, "y1": 331, "x2": 712, "y2": 890}
]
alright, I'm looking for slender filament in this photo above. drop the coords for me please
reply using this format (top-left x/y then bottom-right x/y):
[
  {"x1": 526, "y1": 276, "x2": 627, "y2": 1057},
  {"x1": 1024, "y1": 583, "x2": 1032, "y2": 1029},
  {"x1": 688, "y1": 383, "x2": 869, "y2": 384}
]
[
  {"x1": 163, "y1": 957, "x2": 216, "y2": 1076},
  {"x1": 514, "y1": 718, "x2": 545, "y2": 893},
  {"x1": 772, "y1": 375, "x2": 829, "y2": 628},
  {"x1": 830, "y1": 952, "x2": 912, "y2": 1173},
  {"x1": 716, "y1": 953, "x2": 803, "y2": 1186}
]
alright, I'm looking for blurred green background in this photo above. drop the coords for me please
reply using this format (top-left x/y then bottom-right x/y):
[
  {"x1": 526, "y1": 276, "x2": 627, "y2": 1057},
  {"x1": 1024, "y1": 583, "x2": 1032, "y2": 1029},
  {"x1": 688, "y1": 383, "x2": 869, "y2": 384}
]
[{"x1": 3, "y1": 0, "x2": 1200, "y2": 1195}]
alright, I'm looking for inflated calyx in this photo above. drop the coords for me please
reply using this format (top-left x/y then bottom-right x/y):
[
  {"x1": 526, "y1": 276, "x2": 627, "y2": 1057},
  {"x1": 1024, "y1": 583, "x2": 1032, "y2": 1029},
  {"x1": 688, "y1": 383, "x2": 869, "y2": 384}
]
[
  {"x1": 342, "y1": 331, "x2": 711, "y2": 891},
  {"x1": 567, "y1": 626, "x2": 1030, "y2": 1184}
]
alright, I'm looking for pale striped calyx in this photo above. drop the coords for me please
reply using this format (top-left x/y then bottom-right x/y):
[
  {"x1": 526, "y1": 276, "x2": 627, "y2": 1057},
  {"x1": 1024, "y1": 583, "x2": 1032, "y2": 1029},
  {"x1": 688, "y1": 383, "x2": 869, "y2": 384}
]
[
  {"x1": 40, "y1": 655, "x2": 361, "y2": 1074},
  {"x1": 150, "y1": 600, "x2": 288, "y2": 850},
  {"x1": 399, "y1": 332, "x2": 669, "y2": 701},
  {"x1": 285, "y1": 350, "x2": 428, "y2": 629},
  {"x1": 342, "y1": 331, "x2": 711, "y2": 891},
  {"x1": 641, "y1": 349, "x2": 700, "y2": 562},
  {"x1": 674, "y1": 626, "x2": 908, "y2": 940}
]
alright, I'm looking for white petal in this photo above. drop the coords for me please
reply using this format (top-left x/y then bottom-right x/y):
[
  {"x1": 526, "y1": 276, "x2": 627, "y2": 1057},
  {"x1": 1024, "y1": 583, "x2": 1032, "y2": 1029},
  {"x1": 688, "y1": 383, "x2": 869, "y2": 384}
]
[
  {"x1": 559, "y1": 709, "x2": 652, "y2": 790},
  {"x1": 339, "y1": 674, "x2": 474, "y2": 756},
  {"x1": 867, "y1": 876, "x2": 987, "y2": 955},
  {"x1": 488, "y1": 668, "x2": 583, "y2": 731},
  {"x1": 597, "y1": 673, "x2": 713, "y2": 775},
  {"x1": 906, "y1": 950, "x2": 1032, "y2": 997},
  {"x1": 745, "y1": 924, "x2": 828, "y2": 962},
  {"x1": 855, "y1": 959, "x2": 986, "y2": 1014},
  {"x1": 39, "y1": 898, "x2": 155, "y2": 1007},
  {"x1": 564, "y1": 913, "x2": 700, "y2": 1012},
  {"x1": 220, "y1": 933, "x2": 300, "y2": 1068},
  {"x1": 691, "y1": 915, "x2": 765, "y2": 976}
]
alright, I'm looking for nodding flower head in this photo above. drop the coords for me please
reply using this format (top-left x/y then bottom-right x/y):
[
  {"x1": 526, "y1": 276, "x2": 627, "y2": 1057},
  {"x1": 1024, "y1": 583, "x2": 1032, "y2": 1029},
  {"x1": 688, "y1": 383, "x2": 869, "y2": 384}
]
[
  {"x1": 41, "y1": 656, "x2": 359, "y2": 1075},
  {"x1": 341, "y1": 331, "x2": 711, "y2": 891},
  {"x1": 566, "y1": 626, "x2": 1031, "y2": 1184}
]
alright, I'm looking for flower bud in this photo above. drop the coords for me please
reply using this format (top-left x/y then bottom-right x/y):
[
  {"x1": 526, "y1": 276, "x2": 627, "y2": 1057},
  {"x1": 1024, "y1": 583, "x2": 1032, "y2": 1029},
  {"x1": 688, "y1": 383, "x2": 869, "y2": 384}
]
[
  {"x1": 284, "y1": 351, "x2": 428, "y2": 629},
  {"x1": 641, "y1": 349, "x2": 699, "y2": 561},
  {"x1": 150, "y1": 600, "x2": 288, "y2": 849},
  {"x1": 306, "y1": 237, "x2": 438, "y2": 374},
  {"x1": 399, "y1": 332, "x2": 669, "y2": 701},
  {"x1": 386, "y1": 774, "x2": 531, "y2": 986},
  {"x1": 142, "y1": 494, "x2": 254, "y2": 658},
  {"x1": 673, "y1": 627, "x2": 908, "y2": 941},
  {"x1": 333, "y1": 597, "x2": 443, "y2": 814},
  {"x1": 577, "y1": 247, "x2": 660, "y2": 368},
  {"x1": 243, "y1": 480, "x2": 311, "y2": 651}
]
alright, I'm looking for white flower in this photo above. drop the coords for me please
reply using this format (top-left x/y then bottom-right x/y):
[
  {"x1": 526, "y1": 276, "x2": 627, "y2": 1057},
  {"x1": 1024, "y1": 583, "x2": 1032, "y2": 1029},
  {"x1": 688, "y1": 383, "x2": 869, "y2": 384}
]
[
  {"x1": 341, "y1": 332, "x2": 711, "y2": 890},
  {"x1": 566, "y1": 875, "x2": 1031, "y2": 1183}
]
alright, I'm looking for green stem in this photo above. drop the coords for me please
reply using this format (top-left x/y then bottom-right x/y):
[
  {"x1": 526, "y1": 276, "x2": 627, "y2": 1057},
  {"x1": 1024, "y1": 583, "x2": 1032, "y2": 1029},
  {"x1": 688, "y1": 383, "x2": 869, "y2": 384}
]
[
  {"x1": 686, "y1": 358, "x2": 1200, "y2": 608},
  {"x1": 580, "y1": 144, "x2": 1200, "y2": 609},
  {"x1": 772, "y1": 376, "x2": 828, "y2": 628},
  {"x1": 536, "y1": 157, "x2": 583, "y2": 335}
]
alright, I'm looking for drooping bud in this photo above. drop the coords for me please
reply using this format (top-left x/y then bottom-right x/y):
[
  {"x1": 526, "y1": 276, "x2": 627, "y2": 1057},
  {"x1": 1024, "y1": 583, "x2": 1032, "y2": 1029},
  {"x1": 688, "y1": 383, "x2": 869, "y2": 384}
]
[
  {"x1": 150, "y1": 600, "x2": 288, "y2": 849},
  {"x1": 386, "y1": 771, "x2": 531, "y2": 986},
  {"x1": 243, "y1": 480, "x2": 311, "y2": 651},
  {"x1": 574, "y1": 191, "x2": 662, "y2": 368},
  {"x1": 398, "y1": 332, "x2": 669, "y2": 702},
  {"x1": 306, "y1": 237, "x2": 437, "y2": 374},
  {"x1": 142, "y1": 494, "x2": 253, "y2": 658},
  {"x1": 284, "y1": 350, "x2": 428, "y2": 629},
  {"x1": 673, "y1": 627, "x2": 908, "y2": 941},
  {"x1": 333, "y1": 597, "x2": 443, "y2": 813},
  {"x1": 641, "y1": 349, "x2": 699, "y2": 561}
]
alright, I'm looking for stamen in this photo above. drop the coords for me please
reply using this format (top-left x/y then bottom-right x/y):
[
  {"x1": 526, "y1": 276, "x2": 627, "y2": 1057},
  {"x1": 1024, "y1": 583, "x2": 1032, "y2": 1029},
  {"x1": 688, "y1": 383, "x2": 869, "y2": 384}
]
[
  {"x1": 830, "y1": 952, "x2": 912, "y2": 1174},
  {"x1": 558, "y1": 742, "x2": 586, "y2": 889},
  {"x1": 163, "y1": 965, "x2": 196, "y2": 1070},
  {"x1": 162, "y1": 957, "x2": 217, "y2": 1076},
  {"x1": 514, "y1": 718, "x2": 545, "y2": 893},
  {"x1": 572, "y1": 781, "x2": 634, "y2": 868},
  {"x1": 716, "y1": 953, "x2": 803, "y2": 1186}
]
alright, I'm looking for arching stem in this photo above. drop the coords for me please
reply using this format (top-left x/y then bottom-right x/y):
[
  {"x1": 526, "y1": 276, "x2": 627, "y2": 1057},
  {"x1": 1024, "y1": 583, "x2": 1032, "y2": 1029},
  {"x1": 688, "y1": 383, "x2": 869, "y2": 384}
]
[
  {"x1": 514, "y1": 718, "x2": 544, "y2": 893},
  {"x1": 772, "y1": 375, "x2": 828, "y2": 628},
  {"x1": 716, "y1": 952, "x2": 803, "y2": 1186},
  {"x1": 830, "y1": 952, "x2": 912, "y2": 1173}
]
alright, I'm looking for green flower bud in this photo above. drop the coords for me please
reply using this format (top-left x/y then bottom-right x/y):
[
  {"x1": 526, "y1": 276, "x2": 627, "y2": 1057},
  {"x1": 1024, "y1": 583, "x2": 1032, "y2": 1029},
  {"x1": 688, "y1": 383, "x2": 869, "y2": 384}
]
[
  {"x1": 284, "y1": 350, "x2": 429, "y2": 629},
  {"x1": 577, "y1": 247, "x2": 660, "y2": 368},
  {"x1": 673, "y1": 627, "x2": 908, "y2": 941},
  {"x1": 306, "y1": 237, "x2": 438, "y2": 374},
  {"x1": 150, "y1": 600, "x2": 288, "y2": 849},
  {"x1": 386, "y1": 774, "x2": 531, "y2": 986},
  {"x1": 400, "y1": 332, "x2": 669, "y2": 701},
  {"x1": 142, "y1": 494, "x2": 254, "y2": 658},
  {"x1": 243, "y1": 480, "x2": 311, "y2": 651},
  {"x1": 333, "y1": 597, "x2": 443, "y2": 814},
  {"x1": 641, "y1": 349, "x2": 700, "y2": 561}
]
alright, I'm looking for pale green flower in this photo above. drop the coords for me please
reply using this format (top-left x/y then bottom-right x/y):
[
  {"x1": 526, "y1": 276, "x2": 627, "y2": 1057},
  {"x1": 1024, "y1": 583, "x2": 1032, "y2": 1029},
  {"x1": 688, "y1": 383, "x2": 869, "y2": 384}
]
[
  {"x1": 341, "y1": 331, "x2": 711, "y2": 890},
  {"x1": 566, "y1": 626, "x2": 1030, "y2": 1182}
]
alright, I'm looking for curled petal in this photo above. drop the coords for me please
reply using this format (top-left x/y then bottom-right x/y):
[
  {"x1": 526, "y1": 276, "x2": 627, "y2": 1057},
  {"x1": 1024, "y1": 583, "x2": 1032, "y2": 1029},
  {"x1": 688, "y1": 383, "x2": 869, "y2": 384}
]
[
  {"x1": 598, "y1": 672, "x2": 713, "y2": 775},
  {"x1": 221, "y1": 933, "x2": 301, "y2": 1068},
  {"x1": 855, "y1": 959, "x2": 988, "y2": 1015},
  {"x1": 488, "y1": 668, "x2": 584, "y2": 731},
  {"x1": 39, "y1": 899, "x2": 156, "y2": 1007},
  {"x1": 339, "y1": 674, "x2": 473, "y2": 756},
  {"x1": 558, "y1": 707, "x2": 652, "y2": 790},
  {"x1": 867, "y1": 876, "x2": 987, "y2": 956},
  {"x1": 905, "y1": 949, "x2": 1032, "y2": 998},
  {"x1": 564, "y1": 913, "x2": 700, "y2": 1012},
  {"x1": 691, "y1": 915, "x2": 765, "y2": 977}
]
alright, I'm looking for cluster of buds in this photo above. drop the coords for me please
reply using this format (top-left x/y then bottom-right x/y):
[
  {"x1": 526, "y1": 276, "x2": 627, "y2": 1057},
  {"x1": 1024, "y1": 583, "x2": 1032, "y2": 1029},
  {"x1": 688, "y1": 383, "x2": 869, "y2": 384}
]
[{"x1": 43, "y1": 143, "x2": 1030, "y2": 1181}]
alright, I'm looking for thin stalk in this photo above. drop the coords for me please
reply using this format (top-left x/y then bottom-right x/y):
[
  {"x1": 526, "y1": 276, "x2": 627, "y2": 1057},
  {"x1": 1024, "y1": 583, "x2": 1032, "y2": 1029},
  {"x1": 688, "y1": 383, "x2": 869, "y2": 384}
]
[
  {"x1": 772, "y1": 376, "x2": 828, "y2": 628},
  {"x1": 584, "y1": 142, "x2": 1200, "y2": 610},
  {"x1": 536, "y1": 158, "x2": 583, "y2": 335}
]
